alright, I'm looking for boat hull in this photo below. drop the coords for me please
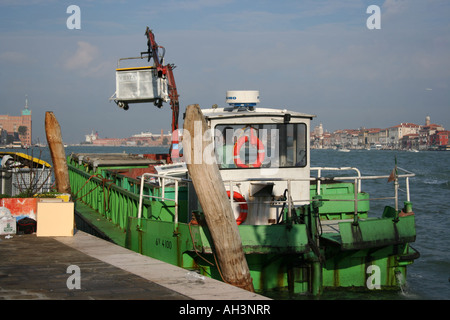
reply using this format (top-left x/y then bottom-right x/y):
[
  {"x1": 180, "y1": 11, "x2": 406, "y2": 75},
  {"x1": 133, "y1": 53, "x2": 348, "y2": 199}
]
[
  {"x1": 68, "y1": 153, "x2": 418, "y2": 296},
  {"x1": 121, "y1": 215, "x2": 417, "y2": 294}
]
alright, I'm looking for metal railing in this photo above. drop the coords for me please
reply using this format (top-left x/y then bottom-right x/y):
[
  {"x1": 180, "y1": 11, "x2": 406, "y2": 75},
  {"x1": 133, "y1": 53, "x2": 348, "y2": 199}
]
[
  {"x1": 137, "y1": 173, "x2": 190, "y2": 223},
  {"x1": 316, "y1": 167, "x2": 415, "y2": 208},
  {"x1": 1, "y1": 167, "x2": 52, "y2": 196},
  {"x1": 223, "y1": 166, "x2": 415, "y2": 223},
  {"x1": 136, "y1": 167, "x2": 415, "y2": 226},
  {"x1": 312, "y1": 166, "x2": 415, "y2": 224},
  {"x1": 311, "y1": 167, "x2": 362, "y2": 193}
]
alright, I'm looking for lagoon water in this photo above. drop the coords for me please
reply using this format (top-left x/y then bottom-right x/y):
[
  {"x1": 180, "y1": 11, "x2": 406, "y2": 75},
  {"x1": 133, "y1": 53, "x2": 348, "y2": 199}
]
[{"x1": 4, "y1": 145, "x2": 449, "y2": 299}]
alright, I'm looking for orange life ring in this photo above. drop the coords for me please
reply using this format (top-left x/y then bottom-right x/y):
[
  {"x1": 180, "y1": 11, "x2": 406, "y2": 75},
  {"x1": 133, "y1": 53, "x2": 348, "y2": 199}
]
[
  {"x1": 226, "y1": 190, "x2": 248, "y2": 225},
  {"x1": 233, "y1": 128, "x2": 265, "y2": 168}
]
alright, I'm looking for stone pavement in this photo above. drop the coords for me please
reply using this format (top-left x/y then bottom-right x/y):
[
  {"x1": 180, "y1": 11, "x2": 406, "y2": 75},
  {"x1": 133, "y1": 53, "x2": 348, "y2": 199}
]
[
  {"x1": 0, "y1": 231, "x2": 269, "y2": 300},
  {"x1": 0, "y1": 232, "x2": 189, "y2": 299}
]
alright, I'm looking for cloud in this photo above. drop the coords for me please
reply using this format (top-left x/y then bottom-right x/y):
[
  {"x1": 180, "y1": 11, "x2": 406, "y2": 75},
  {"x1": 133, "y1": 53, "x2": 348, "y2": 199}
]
[
  {"x1": 61, "y1": 40, "x2": 112, "y2": 77},
  {"x1": 0, "y1": 0, "x2": 57, "y2": 5},
  {"x1": 63, "y1": 41, "x2": 99, "y2": 70},
  {"x1": 382, "y1": 0, "x2": 408, "y2": 17},
  {"x1": 154, "y1": 0, "x2": 234, "y2": 12},
  {"x1": 0, "y1": 51, "x2": 30, "y2": 64}
]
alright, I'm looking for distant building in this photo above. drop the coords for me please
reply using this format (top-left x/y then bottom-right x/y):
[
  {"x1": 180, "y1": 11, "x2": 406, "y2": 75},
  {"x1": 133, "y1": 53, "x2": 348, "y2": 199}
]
[
  {"x1": 310, "y1": 115, "x2": 447, "y2": 150},
  {"x1": 366, "y1": 128, "x2": 388, "y2": 147},
  {"x1": 418, "y1": 116, "x2": 445, "y2": 149},
  {"x1": 92, "y1": 138, "x2": 125, "y2": 146},
  {"x1": 89, "y1": 129, "x2": 172, "y2": 146},
  {"x1": 401, "y1": 134, "x2": 420, "y2": 150},
  {"x1": 85, "y1": 130, "x2": 99, "y2": 143},
  {"x1": 429, "y1": 131, "x2": 449, "y2": 148},
  {"x1": 387, "y1": 123, "x2": 420, "y2": 148},
  {"x1": 313, "y1": 123, "x2": 323, "y2": 137},
  {"x1": 311, "y1": 123, "x2": 324, "y2": 148},
  {"x1": 0, "y1": 98, "x2": 32, "y2": 146}
]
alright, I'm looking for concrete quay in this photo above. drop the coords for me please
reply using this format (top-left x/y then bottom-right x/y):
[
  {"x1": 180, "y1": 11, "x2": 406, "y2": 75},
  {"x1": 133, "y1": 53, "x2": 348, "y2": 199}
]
[{"x1": 0, "y1": 230, "x2": 270, "y2": 300}]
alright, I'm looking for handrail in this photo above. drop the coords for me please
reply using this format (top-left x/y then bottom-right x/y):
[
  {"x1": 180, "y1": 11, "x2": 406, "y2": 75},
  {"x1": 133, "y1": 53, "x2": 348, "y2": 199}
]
[
  {"x1": 137, "y1": 173, "x2": 190, "y2": 222},
  {"x1": 136, "y1": 168, "x2": 415, "y2": 225},
  {"x1": 311, "y1": 167, "x2": 362, "y2": 193},
  {"x1": 117, "y1": 56, "x2": 152, "y2": 68},
  {"x1": 223, "y1": 167, "x2": 415, "y2": 223}
]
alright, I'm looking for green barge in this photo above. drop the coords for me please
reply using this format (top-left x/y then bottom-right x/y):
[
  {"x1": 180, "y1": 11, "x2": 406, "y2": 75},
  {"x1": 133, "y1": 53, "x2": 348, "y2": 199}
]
[{"x1": 67, "y1": 102, "x2": 419, "y2": 296}]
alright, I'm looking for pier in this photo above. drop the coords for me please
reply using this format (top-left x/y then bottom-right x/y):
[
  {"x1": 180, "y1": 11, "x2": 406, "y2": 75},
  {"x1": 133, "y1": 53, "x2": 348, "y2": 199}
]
[{"x1": 0, "y1": 231, "x2": 269, "y2": 300}]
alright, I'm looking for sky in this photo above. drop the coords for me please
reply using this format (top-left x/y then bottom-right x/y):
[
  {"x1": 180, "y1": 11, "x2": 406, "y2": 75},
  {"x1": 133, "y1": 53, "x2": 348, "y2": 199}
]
[{"x1": 0, "y1": 0, "x2": 449, "y2": 144}]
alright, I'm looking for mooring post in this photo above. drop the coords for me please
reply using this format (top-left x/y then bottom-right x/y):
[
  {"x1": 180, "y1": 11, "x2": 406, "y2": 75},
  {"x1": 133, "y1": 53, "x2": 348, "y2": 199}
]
[
  {"x1": 45, "y1": 111, "x2": 71, "y2": 194},
  {"x1": 183, "y1": 104, "x2": 254, "y2": 292}
]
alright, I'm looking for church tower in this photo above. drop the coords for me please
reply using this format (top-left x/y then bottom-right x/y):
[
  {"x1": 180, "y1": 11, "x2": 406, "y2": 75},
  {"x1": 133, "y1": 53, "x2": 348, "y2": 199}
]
[{"x1": 20, "y1": 96, "x2": 32, "y2": 146}]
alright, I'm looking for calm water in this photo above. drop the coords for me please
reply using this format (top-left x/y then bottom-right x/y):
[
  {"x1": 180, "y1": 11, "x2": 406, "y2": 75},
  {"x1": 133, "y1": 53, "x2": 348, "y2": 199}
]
[{"x1": 5, "y1": 146, "x2": 449, "y2": 300}]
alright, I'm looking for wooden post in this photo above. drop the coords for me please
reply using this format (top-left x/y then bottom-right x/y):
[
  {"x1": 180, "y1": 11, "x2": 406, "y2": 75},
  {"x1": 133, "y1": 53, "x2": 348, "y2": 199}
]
[
  {"x1": 45, "y1": 111, "x2": 71, "y2": 194},
  {"x1": 183, "y1": 104, "x2": 254, "y2": 292}
]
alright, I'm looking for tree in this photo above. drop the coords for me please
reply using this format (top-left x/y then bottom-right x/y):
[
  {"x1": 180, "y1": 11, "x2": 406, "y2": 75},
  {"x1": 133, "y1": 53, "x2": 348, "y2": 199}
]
[{"x1": 18, "y1": 126, "x2": 28, "y2": 136}]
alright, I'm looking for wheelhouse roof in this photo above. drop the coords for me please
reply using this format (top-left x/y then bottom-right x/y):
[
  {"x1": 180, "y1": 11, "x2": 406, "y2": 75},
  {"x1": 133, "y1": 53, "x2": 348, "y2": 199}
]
[{"x1": 201, "y1": 107, "x2": 315, "y2": 121}]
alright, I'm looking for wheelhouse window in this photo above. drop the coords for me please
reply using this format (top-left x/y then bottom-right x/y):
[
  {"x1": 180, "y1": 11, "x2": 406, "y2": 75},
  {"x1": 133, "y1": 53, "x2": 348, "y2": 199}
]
[{"x1": 214, "y1": 123, "x2": 307, "y2": 169}]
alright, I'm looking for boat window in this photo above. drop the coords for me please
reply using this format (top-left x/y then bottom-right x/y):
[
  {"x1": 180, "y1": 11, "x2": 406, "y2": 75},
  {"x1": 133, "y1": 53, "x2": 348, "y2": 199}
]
[{"x1": 214, "y1": 123, "x2": 307, "y2": 169}]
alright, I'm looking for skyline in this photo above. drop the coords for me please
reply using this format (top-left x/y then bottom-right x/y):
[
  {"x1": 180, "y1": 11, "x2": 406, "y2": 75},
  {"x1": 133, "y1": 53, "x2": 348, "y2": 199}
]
[
  {"x1": 315, "y1": 114, "x2": 445, "y2": 134},
  {"x1": 1, "y1": 0, "x2": 449, "y2": 144},
  {"x1": 91, "y1": 113, "x2": 444, "y2": 141}
]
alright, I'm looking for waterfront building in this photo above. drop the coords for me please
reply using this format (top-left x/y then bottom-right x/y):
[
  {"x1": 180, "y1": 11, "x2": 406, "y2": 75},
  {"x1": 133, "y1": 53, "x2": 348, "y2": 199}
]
[
  {"x1": 311, "y1": 115, "x2": 446, "y2": 150},
  {"x1": 0, "y1": 98, "x2": 32, "y2": 147},
  {"x1": 387, "y1": 123, "x2": 420, "y2": 148},
  {"x1": 429, "y1": 131, "x2": 449, "y2": 148},
  {"x1": 418, "y1": 116, "x2": 445, "y2": 149},
  {"x1": 88, "y1": 129, "x2": 172, "y2": 146},
  {"x1": 92, "y1": 138, "x2": 125, "y2": 146},
  {"x1": 401, "y1": 134, "x2": 420, "y2": 150}
]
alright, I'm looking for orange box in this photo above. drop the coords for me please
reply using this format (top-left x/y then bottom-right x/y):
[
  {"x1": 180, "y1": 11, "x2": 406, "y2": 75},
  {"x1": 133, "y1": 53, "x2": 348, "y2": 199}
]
[{"x1": 36, "y1": 200, "x2": 74, "y2": 237}]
